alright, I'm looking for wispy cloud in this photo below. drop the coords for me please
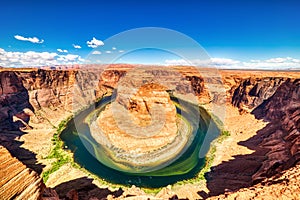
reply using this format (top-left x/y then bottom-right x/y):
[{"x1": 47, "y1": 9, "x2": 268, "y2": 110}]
[
  {"x1": 165, "y1": 57, "x2": 300, "y2": 70},
  {"x1": 240, "y1": 57, "x2": 300, "y2": 70},
  {"x1": 14, "y1": 35, "x2": 44, "y2": 44},
  {"x1": 73, "y1": 44, "x2": 81, "y2": 49},
  {"x1": 0, "y1": 48, "x2": 84, "y2": 67},
  {"x1": 164, "y1": 59, "x2": 191, "y2": 66},
  {"x1": 210, "y1": 58, "x2": 241, "y2": 66},
  {"x1": 1, "y1": 47, "x2": 298, "y2": 70},
  {"x1": 119, "y1": 50, "x2": 125, "y2": 53},
  {"x1": 87, "y1": 37, "x2": 104, "y2": 48},
  {"x1": 92, "y1": 50, "x2": 101, "y2": 55},
  {"x1": 112, "y1": 47, "x2": 117, "y2": 50},
  {"x1": 57, "y1": 49, "x2": 68, "y2": 53},
  {"x1": 57, "y1": 54, "x2": 80, "y2": 62}
]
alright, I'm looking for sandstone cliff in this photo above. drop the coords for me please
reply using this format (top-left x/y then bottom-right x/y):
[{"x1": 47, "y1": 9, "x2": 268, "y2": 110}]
[
  {"x1": 13, "y1": 69, "x2": 77, "y2": 128},
  {"x1": 0, "y1": 145, "x2": 44, "y2": 200},
  {"x1": 227, "y1": 77, "x2": 300, "y2": 183},
  {"x1": 0, "y1": 67, "x2": 299, "y2": 200},
  {"x1": 208, "y1": 163, "x2": 300, "y2": 200},
  {"x1": 199, "y1": 74, "x2": 299, "y2": 198},
  {"x1": 0, "y1": 71, "x2": 33, "y2": 131},
  {"x1": 251, "y1": 79, "x2": 300, "y2": 182},
  {"x1": 99, "y1": 66, "x2": 211, "y2": 104},
  {"x1": 16, "y1": 69, "x2": 76, "y2": 111}
]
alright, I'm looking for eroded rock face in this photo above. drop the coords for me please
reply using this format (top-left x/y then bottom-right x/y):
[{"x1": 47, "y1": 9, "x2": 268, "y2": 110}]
[
  {"x1": 230, "y1": 77, "x2": 287, "y2": 111},
  {"x1": 0, "y1": 67, "x2": 299, "y2": 199},
  {"x1": 251, "y1": 79, "x2": 300, "y2": 182},
  {"x1": 0, "y1": 71, "x2": 33, "y2": 131},
  {"x1": 11, "y1": 68, "x2": 112, "y2": 127},
  {"x1": 16, "y1": 69, "x2": 77, "y2": 111},
  {"x1": 90, "y1": 81, "x2": 194, "y2": 173},
  {"x1": 208, "y1": 163, "x2": 300, "y2": 200},
  {"x1": 117, "y1": 83, "x2": 177, "y2": 128},
  {"x1": 99, "y1": 66, "x2": 211, "y2": 104},
  {"x1": 0, "y1": 145, "x2": 44, "y2": 200},
  {"x1": 205, "y1": 75, "x2": 300, "y2": 197},
  {"x1": 99, "y1": 68, "x2": 127, "y2": 89},
  {"x1": 228, "y1": 78, "x2": 300, "y2": 183},
  {"x1": 97, "y1": 83, "x2": 178, "y2": 153}
]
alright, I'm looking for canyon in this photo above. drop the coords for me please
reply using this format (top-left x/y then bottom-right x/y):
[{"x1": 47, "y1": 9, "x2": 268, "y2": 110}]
[{"x1": 0, "y1": 66, "x2": 299, "y2": 199}]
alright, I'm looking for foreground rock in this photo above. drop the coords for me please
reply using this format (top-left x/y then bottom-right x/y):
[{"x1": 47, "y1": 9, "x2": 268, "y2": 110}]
[
  {"x1": 0, "y1": 145, "x2": 44, "y2": 200},
  {"x1": 208, "y1": 163, "x2": 300, "y2": 200}
]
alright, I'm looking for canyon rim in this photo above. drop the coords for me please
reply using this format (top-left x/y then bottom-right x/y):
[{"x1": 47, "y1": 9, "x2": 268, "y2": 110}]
[{"x1": 0, "y1": 65, "x2": 299, "y2": 199}]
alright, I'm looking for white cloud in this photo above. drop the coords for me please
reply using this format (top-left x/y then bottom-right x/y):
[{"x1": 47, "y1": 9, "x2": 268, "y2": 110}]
[
  {"x1": 87, "y1": 37, "x2": 104, "y2": 48},
  {"x1": 14, "y1": 35, "x2": 44, "y2": 44},
  {"x1": 210, "y1": 58, "x2": 241, "y2": 66},
  {"x1": 165, "y1": 57, "x2": 300, "y2": 70},
  {"x1": 0, "y1": 48, "x2": 84, "y2": 67},
  {"x1": 112, "y1": 47, "x2": 116, "y2": 50},
  {"x1": 265, "y1": 57, "x2": 288, "y2": 63},
  {"x1": 78, "y1": 57, "x2": 85, "y2": 62},
  {"x1": 0, "y1": 47, "x2": 298, "y2": 70},
  {"x1": 239, "y1": 57, "x2": 300, "y2": 70},
  {"x1": 165, "y1": 59, "x2": 190, "y2": 65},
  {"x1": 73, "y1": 44, "x2": 81, "y2": 49},
  {"x1": 57, "y1": 48, "x2": 68, "y2": 53},
  {"x1": 92, "y1": 50, "x2": 101, "y2": 55},
  {"x1": 119, "y1": 50, "x2": 124, "y2": 53},
  {"x1": 57, "y1": 54, "x2": 80, "y2": 62}
]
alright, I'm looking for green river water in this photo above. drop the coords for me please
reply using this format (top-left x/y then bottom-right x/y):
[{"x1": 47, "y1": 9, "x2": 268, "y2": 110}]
[{"x1": 60, "y1": 94, "x2": 220, "y2": 188}]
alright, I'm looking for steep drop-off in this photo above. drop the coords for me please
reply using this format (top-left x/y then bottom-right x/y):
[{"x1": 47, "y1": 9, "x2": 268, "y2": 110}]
[
  {"x1": 0, "y1": 71, "x2": 32, "y2": 131},
  {"x1": 0, "y1": 71, "x2": 46, "y2": 199},
  {"x1": 0, "y1": 67, "x2": 299, "y2": 199},
  {"x1": 204, "y1": 74, "x2": 300, "y2": 198}
]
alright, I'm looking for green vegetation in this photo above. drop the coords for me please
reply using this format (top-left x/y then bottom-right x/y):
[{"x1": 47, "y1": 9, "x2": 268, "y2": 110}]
[
  {"x1": 174, "y1": 130, "x2": 230, "y2": 187},
  {"x1": 141, "y1": 106, "x2": 231, "y2": 191},
  {"x1": 42, "y1": 95, "x2": 231, "y2": 194},
  {"x1": 172, "y1": 105, "x2": 230, "y2": 186},
  {"x1": 41, "y1": 114, "x2": 127, "y2": 189},
  {"x1": 42, "y1": 116, "x2": 74, "y2": 183},
  {"x1": 217, "y1": 130, "x2": 231, "y2": 143}
]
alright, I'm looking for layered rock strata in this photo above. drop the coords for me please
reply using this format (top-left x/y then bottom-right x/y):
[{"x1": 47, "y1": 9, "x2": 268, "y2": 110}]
[
  {"x1": 92, "y1": 82, "x2": 187, "y2": 169},
  {"x1": 0, "y1": 145, "x2": 44, "y2": 200},
  {"x1": 251, "y1": 79, "x2": 300, "y2": 182},
  {"x1": 208, "y1": 163, "x2": 300, "y2": 200},
  {"x1": 205, "y1": 75, "x2": 300, "y2": 197},
  {"x1": 0, "y1": 67, "x2": 299, "y2": 199},
  {"x1": 0, "y1": 71, "x2": 32, "y2": 131}
]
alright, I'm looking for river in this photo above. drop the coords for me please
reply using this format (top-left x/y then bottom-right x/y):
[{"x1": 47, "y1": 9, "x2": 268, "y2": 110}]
[{"x1": 60, "y1": 94, "x2": 220, "y2": 188}]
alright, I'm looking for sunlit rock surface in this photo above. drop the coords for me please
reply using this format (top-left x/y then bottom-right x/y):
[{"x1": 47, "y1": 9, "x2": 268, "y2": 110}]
[
  {"x1": 0, "y1": 66, "x2": 299, "y2": 199},
  {"x1": 91, "y1": 82, "x2": 191, "y2": 171},
  {"x1": 0, "y1": 146, "x2": 44, "y2": 200}
]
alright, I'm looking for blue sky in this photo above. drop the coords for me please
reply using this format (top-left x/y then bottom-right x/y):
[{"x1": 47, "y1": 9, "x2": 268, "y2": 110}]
[{"x1": 0, "y1": 0, "x2": 300, "y2": 69}]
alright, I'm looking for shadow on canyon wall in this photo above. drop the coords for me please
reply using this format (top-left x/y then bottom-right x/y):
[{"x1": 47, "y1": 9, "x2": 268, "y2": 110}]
[
  {"x1": 53, "y1": 177, "x2": 183, "y2": 200},
  {"x1": 54, "y1": 177, "x2": 124, "y2": 199},
  {"x1": 0, "y1": 71, "x2": 44, "y2": 174},
  {"x1": 199, "y1": 78, "x2": 300, "y2": 198}
]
